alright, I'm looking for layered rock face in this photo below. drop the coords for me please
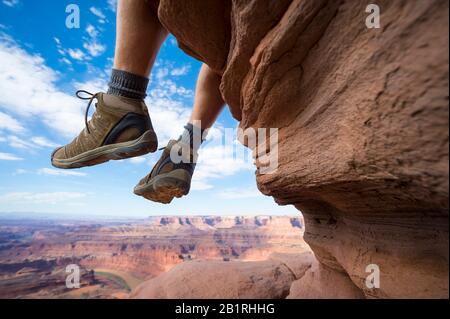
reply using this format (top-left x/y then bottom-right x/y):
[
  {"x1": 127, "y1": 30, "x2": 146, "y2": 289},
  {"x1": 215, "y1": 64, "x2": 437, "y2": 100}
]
[
  {"x1": 0, "y1": 216, "x2": 308, "y2": 298},
  {"x1": 157, "y1": 0, "x2": 449, "y2": 298}
]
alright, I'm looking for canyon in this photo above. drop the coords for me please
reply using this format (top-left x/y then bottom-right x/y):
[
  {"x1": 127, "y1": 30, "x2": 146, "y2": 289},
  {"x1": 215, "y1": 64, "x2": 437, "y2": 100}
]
[
  {"x1": 145, "y1": 0, "x2": 449, "y2": 298},
  {"x1": 0, "y1": 215, "x2": 309, "y2": 298}
]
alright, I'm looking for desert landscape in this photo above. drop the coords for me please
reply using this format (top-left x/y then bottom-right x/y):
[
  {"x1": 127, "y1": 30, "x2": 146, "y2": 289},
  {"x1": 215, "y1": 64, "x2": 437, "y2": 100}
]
[{"x1": 0, "y1": 215, "x2": 311, "y2": 299}]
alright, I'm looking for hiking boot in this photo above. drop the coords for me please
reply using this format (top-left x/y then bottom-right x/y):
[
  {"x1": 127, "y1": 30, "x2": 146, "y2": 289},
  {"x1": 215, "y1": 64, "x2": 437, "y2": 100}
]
[
  {"x1": 51, "y1": 90, "x2": 158, "y2": 169},
  {"x1": 133, "y1": 139, "x2": 196, "y2": 204}
]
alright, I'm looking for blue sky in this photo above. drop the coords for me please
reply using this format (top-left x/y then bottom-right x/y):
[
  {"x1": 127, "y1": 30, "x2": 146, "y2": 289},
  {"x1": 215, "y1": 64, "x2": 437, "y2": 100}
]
[{"x1": 0, "y1": 0, "x2": 297, "y2": 217}]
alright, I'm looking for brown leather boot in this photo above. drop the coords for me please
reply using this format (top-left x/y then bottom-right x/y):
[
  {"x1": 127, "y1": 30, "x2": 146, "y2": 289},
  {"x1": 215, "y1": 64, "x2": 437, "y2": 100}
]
[
  {"x1": 51, "y1": 90, "x2": 158, "y2": 169},
  {"x1": 134, "y1": 139, "x2": 196, "y2": 204}
]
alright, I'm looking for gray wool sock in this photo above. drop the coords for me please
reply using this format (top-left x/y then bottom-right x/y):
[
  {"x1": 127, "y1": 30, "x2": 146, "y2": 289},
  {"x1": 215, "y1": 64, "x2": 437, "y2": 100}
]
[
  {"x1": 180, "y1": 123, "x2": 206, "y2": 150},
  {"x1": 107, "y1": 69, "x2": 149, "y2": 100}
]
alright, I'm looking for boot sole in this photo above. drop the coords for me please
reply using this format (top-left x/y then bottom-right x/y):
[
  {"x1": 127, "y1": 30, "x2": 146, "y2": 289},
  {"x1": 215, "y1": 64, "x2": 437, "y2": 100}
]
[
  {"x1": 134, "y1": 173, "x2": 190, "y2": 204},
  {"x1": 51, "y1": 130, "x2": 157, "y2": 169}
]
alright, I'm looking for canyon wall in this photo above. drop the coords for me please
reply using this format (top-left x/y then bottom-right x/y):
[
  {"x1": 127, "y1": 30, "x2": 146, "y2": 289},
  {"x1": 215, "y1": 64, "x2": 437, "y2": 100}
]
[
  {"x1": 157, "y1": 0, "x2": 449, "y2": 298},
  {"x1": 0, "y1": 216, "x2": 307, "y2": 279}
]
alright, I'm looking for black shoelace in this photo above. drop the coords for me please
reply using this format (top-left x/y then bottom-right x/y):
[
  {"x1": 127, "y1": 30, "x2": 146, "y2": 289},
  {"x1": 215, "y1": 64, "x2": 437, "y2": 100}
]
[{"x1": 76, "y1": 90, "x2": 100, "y2": 134}]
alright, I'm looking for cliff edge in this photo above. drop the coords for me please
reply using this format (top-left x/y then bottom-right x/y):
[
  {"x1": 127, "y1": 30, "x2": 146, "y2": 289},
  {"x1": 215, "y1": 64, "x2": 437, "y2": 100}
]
[{"x1": 134, "y1": 0, "x2": 449, "y2": 298}]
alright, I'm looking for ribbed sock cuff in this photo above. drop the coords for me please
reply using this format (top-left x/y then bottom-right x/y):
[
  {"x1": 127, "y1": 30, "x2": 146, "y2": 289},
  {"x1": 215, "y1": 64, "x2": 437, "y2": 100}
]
[{"x1": 107, "y1": 69, "x2": 149, "y2": 100}]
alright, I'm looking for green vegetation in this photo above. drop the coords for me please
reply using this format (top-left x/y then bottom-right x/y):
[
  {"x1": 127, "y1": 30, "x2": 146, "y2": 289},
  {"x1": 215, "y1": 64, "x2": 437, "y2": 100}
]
[{"x1": 94, "y1": 271, "x2": 131, "y2": 292}]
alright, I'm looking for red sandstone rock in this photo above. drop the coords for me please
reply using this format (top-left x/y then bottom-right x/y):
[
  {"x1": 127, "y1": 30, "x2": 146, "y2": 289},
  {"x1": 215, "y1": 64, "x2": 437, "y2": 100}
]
[
  {"x1": 131, "y1": 252, "x2": 314, "y2": 299},
  {"x1": 158, "y1": 0, "x2": 230, "y2": 73},
  {"x1": 156, "y1": 0, "x2": 449, "y2": 298},
  {"x1": 288, "y1": 259, "x2": 364, "y2": 299}
]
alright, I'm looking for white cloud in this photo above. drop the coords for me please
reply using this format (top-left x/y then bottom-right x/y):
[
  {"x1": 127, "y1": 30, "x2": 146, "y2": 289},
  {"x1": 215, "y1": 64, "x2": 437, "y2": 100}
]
[
  {"x1": 190, "y1": 180, "x2": 213, "y2": 191},
  {"x1": 67, "y1": 48, "x2": 87, "y2": 61},
  {"x1": 2, "y1": 0, "x2": 19, "y2": 7},
  {"x1": 155, "y1": 60, "x2": 191, "y2": 78},
  {"x1": 73, "y1": 78, "x2": 108, "y2": 94},
  {"x1": 37, "y1": 168, "x2": 87, "y2": 177},
  {"x1": 169, "y1": 37, "x2": 178, "y2": 47},
  {"x1": 83, "y1": 24, "x2": 106, "y2": 57},
  {"x1": 171, "y1": 65, "x2": 190, "y2": 76},
  {"x1": 155, "y1": 67, "x2": 169, "y2": 81},
  {"x1": 1, "y1": 135, "x2": 57, "y2": 150},
  {"x1": 0, "y1": 111, "x2": 24, "y2": 133},
  {"x1": 54, "y1": 25, "x2": 106, "y2": 62},
  {"x1": 4, "y1": 135, "x2": 31, "y2": 149},
  {"x1": 191, "y1": 143, "x2": 253, "y2": 190},
  {"x1": 217, "y1": 187, "x2": 261, "y2": 199},
  {"x1": 0, "y1": 191, "x2": 87, "y2": 204},
  {"x1": 83, "y1": 41, "x2": 106, "y2": 57},
  {"x1": 60, "y1": 57, "x2": 72, "y2": 66},
  {"x1": 9, "y1": 168, "x2": 86, "y2": 176},
  {"x1": 145, "y1": 96, "x2": 191, "y2": 145},
  {"x1": 0, "y1": 33, "x2": 85, "y2": 137},
  {"x1": 0, "y1": 152, "x2": 22, "y2": 161},
  {"x1": 89, "y1": 7, "x2": 106, "y2": 20},
  {"x1": 86, "y1": 24, "x2": 99, "y2": 38},
  {"x1": 54, "y1": 37, "x2": 69, "y2": 60},
  {"x1": 30, "y1": 136, "x2": 58, "y2": 148},
  {"x1": 128, "y1": 156, "x2": 148, "y2": 164},
  {"x1": 13, "y1": 168, "x2": 27, "y2": 175},
  {"x1": 107, "y1": 0, "x2": 117, "y2": 12},
  {"x1": 151, "y1": 79, "x2": 193, "y2": 99}
]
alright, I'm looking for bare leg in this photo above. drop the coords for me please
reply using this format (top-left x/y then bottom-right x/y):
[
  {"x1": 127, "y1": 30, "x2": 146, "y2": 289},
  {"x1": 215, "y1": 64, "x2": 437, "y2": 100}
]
[
  {"x1": 113, "y1": 0, "x2": 168, "y2": 77},
  {"x1": 189, "y1": 64, "x2": 225, "y2": 131}
]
